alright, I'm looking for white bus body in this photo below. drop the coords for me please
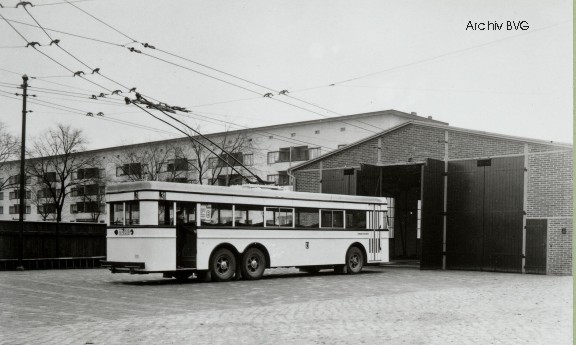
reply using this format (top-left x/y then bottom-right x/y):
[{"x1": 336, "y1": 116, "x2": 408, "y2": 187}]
[{"x1": 103, "y1": 181, "x2": 389, "y2": 281}]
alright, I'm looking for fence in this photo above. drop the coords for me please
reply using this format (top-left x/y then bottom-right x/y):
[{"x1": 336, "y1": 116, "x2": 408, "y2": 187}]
[{"x1": 0, "y1": 220, "x2": 106, "y2": 270}]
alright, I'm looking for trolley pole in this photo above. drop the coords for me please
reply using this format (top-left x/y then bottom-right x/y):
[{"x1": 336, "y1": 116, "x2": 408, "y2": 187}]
[{"x1": 16, "y1": 74, "x2": 29, "y2": 271}]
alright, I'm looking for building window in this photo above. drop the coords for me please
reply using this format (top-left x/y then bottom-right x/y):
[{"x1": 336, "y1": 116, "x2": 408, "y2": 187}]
[
  {"x1": 74, "y1": 168, "x2": 100, "y2": 180},
  {"x1": 209, "y1": 152, "x2": 244, "y2": 169},
  {"x1": 43, "y1": 172, "x2": 57, "y2": 182},
  {"x1": 0, "y1": 192, "x2": 3, "y2": 200},
  {"x1": 116, "y1": 163, "x2": 142, "y2": 177},
  {"x1": 38, "y1": 187, "x2": 59, "y2": 199},
  {"x1": 243, "y1": 153, "x2": 254, "y2": 166},
  {"x1": 9, "y1": 190, "x2": 31, "y2": 200},
  {"x1": 267, "y1": 146, "x2": 311, "y2": 163},
  {"x1": 314, "y1": 130, "x2": 320, "y2": 134},
  {"x1": 340, "y1": 127, "x2": 346, "y2": 132},
  {"x1": 71, "y1": 201, "x2": 102, "y2": 214},
  {"x1": 9, "y1": 204, "x2": 31, "y2": 214},
  {"x1": 8, "y1": 174, "x2": 31, "y2": 185},
  {"x1": 0, "y1": 206, "x2": 3, "y2": 214},
  {"x1": 167, "y1": 158, "x2": 189, "y2": 172},
  {"x1": 39, "y1": 203, "x2": 56, "y2": 214},
  {"x1": 308, "y1": 147, "x2": 321, "y2": 159},
  {"x1": 291, "y1": 133, "x2": 296, "y2": 137},
  {"x1": 268, "y1": 136, "x2": 273, "y2": 139},
  {"x1": 267, "y1": 152, "x2": 279, "y2": 164}
]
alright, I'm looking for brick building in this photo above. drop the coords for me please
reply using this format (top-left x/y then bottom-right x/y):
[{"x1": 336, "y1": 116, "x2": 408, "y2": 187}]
[{"x1": 290, "y1": 121, "x2": 572, "y2": 275}]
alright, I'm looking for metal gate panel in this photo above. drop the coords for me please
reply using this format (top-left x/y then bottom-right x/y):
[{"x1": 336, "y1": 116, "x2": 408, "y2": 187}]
[
  {"x1": 525, "y1": 219, "x2": 547, "y2": 274},
  {"x1": 483, "y1": 157, "x2": 524, "y2": 272},
  {"x1": 321, "y1": 169, "x2": 356, "y2": 195},
  {"x1": 420, "y1": 159, "x2": 445, "y2": 269},
  {"x1": 446, "y1": 156, "x2": 525, "y2": 273},
  {"x1": 446, "y1": 160, "x2": 484, "y2": 270}
]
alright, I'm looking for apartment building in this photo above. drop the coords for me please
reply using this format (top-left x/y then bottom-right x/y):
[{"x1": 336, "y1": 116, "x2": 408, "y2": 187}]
[{"x1": 0, "y1": 109, "x2": 445, "y2": 222}]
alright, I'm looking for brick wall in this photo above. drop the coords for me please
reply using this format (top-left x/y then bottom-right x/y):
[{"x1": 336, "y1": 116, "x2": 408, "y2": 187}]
[
  {"x1": 527, "y1": 151, "x2": 573, "y2": 218},
  {"x1": 526, "y1": 150, "x2": 572, "y2": 275},
  {"x1": 294, "y1": 171, "x2": 320, "y2": 193},
  {"x1": 546, "y1": 218, "x2": 572, "y2": 275}
]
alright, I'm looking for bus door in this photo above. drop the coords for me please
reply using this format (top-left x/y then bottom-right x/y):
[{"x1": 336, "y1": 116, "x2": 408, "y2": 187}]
[{"x1": 368, "y1": 207, "x2": 387, "y2": 262}]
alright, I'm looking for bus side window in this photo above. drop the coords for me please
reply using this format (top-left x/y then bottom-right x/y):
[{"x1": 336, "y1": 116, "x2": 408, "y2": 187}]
[
  {"x1": 295, "y1": 208, "x2": 319, "y2": 229},
  {"x1": 158, "y1": 201, "x2": 173, "y2": 226},
  {"x1": 321, "y1": 210, "x2": 344, "y2": 229},
  {"x1": 200, "y1": 203, "x2": 232, "y2": 227},
  {"x1": 110, "y1": 203, "x2": 124, "y2": 225},
  {"x1": 235, "y1": 205, "x2": 264, "y2": 227},
  {"x1": 176, "y1": 202, "x2": 196, "y2": 225},
  {"x1": 125, "y1": 201, "x2": 140, "y2": 225},
  {"x1": 346, "y1": 210, "x2": 366, "y2": 229}
]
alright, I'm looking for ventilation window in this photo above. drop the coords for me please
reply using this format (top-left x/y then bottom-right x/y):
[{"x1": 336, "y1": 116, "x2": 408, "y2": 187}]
[
  {"x1": 291, "y1": 133, "x2": 296, "y2": 137},
  {"x1": 314, "y1": 130, "x2": 320, "y2": 134},
  {"x1": 340, "y1": 127, "x2": 346, "y2": 132}
]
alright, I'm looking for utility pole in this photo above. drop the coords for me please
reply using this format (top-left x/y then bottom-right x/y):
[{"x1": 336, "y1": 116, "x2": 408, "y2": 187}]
[{"x1": 16, "y1": 74, "x2": 29, "y2": 271}]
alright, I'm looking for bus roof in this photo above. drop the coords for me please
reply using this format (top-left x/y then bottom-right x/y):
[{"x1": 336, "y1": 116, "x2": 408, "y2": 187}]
[{"x1": 106, "y1": 181, "x2": 387, "y2": 205}]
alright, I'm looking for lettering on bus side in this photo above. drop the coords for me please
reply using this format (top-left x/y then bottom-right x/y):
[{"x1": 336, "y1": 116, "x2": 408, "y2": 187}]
[{"x1": 114, "y1": 229, "x2": 134, "y2": 236}]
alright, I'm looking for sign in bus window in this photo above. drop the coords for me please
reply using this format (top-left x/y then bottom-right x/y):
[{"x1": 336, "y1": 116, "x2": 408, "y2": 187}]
[
  {"x1": 125, "y1": 201, "x2": 139, "y2": 225},
  {"x1": 346, "y1": 210, "x2": 367, "y2": 229},
  {"x1": 235, "y1": 205, "x2": 264, "y2": 227},
  {"x1": 265, "y1": 207, "x2": 294, "y2": 227},
  {"x1": 200, "y1": 204, "x2": 232, "y2": 226},
  {"x1": 321, "y1": 210, "x2": 344, "y2": 228},
  {"x1": 295, "y1": 208, "x2": 319, "y2": 228},
  {"x1": 110, "y1": 203, "x2": 124, "y2": 225}
]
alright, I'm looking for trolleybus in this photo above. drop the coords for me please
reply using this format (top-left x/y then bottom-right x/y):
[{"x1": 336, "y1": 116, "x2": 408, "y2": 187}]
[{"x1": 102, "y1": 181, "x2": 389, "y2": 281}]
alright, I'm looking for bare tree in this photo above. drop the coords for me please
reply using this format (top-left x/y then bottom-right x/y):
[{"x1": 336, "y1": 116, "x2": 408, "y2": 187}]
[
  {"x1": 26, "y1": 124, "x2": 99, "y2": 223},
  {"x1": 184, "y1": 127, "x2": 254, "y2": 185},
  {"x1": 115, "y1": 143, "x2": 194, "y2": 183},
  {"x1": 30, "y1": 187, "x2": 56, "y2": 221},
  {"x1": 0, "y1": 122, "x2": 20, "y2": 191}
]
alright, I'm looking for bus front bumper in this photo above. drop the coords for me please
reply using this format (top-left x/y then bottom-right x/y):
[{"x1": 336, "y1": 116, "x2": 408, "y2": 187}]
[{"x1": 101, "y1": 260, "x2": 146, "y2": 274}]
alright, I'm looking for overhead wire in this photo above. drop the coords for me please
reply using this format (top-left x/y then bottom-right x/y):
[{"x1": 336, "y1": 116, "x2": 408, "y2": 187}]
[
  {"x1": 60, "y1": 2, "x2": 384, "y2": 134},
  {"x1": 21, "y1": 6, "x2": 132, "y2": 92}
]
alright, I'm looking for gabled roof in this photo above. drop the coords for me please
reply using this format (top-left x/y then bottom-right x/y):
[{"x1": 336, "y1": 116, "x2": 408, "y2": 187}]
[{"x1": 289, "y1": 121, "x2": 573, "y2": 171}]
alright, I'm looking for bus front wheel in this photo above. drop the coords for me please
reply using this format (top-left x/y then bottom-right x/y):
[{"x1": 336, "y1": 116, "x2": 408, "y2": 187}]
[
  {"x1": 241, "y1": 248, "x2": 266, "y2": 280},
  {"x1": 210, "y1": 248, "x2": 236, "y2": 282}
]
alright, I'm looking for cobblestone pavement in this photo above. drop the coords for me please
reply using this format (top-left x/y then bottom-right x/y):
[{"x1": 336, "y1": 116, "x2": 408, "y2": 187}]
[{"x1": 0, "y1": 267, "x2": 571, "y2": 345}]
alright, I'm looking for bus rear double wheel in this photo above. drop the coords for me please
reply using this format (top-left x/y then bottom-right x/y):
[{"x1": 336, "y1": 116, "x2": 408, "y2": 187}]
[
  {"x1": 241, "y1": 247, "x2": 266, "y2": 280},
  {"x1": 210, "y1": 248, "x2": 237, "y2": 282}
]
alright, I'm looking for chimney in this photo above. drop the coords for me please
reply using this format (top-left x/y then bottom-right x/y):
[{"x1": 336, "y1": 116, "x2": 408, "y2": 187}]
[
  {"x1": 411, "y1": 112, "x2": 417, "y2": 115},
  {"x1": 428, "y1": 116, "x2": 433, "y2": 119}
]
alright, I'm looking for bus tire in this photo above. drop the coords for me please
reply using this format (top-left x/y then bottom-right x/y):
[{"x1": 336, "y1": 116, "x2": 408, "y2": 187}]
[
  {"x1": 241, "y1": 248, "x2": 266, "y2": 280},
  {"x1": 345, "y1": 246, "x2": 364, "y2": 274},
  {"x1": 210, "y1": 248, "x2": 236, "y2": 282}
]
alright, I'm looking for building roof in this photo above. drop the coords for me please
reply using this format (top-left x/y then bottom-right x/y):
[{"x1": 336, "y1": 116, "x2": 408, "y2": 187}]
[
  {"x1": 289, "y1": 121, "x2": 573, "y2": 171},
  {"x1": 71, "y1": 109, "x2": 447, "y2": 156}
]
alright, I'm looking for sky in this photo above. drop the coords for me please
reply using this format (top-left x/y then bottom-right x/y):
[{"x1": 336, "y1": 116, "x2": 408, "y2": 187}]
[{"x1": 0, "y1": 0, "x2": 572, "y2": 151}]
